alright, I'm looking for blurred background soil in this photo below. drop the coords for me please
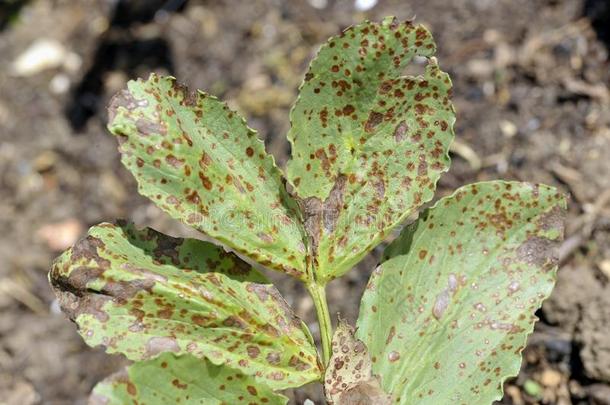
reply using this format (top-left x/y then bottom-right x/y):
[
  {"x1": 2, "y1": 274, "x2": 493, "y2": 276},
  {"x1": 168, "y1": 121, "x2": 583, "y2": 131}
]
[{"x1": 0, "y1": 0, "x2": 609, "y2": 404}]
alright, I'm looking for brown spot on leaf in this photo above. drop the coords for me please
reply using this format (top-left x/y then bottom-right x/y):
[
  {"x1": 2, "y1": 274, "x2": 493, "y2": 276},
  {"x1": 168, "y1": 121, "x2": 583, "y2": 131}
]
[
  {"x1": 199, "y1": 172, "x2": 213, "y2": 190},
  {"x1": 432, "y1": 289, "x2": 450, "y2": 320},
  {"x1": 165, "y1": 154, "x2": 184, "y2": 168},
  {"x1": 172, "y1": 80, "x2": 198, "y2": 107},
  {"x1": 102, "y1": 278, "x2": 155, "y2": 302},
  {"x1": 320, "y1": 107, "x2": 329, "y2": 128},
  {"x1": 418, "y1": 159, "x2": 428, "y2": 176},
  {"x1": 536, "y1": 205, "x2": 566, "y2": 234},
  {"x1": 199, "y1": 152, "x2": 212, "y2": 168},
  {"x1": 136, "y1": 118, "x2": 166, "y2": 136},
  {"x1": 323, "y1": 175, "x2": 347, "y2": 234},
  {"x1": 343, "y1": 104, "x2": 355, "y2": 116},
  {"x1": 266, "y1": 352, "x2": 281, "y2": 365},
  {"x1": 126, "y1": 381, "x2": 137, "y2": 396},
  {"x1": 300, "y1": 175, "x2": 347, "y2": 259},
  {"x1": 257, "y1": 232, "x2": 274, "y2": 244},
  {"x1": 365, "y1": 111, "x2": 383, "y2": 133},
  {"x1": 394, "y1": 120, "x2": 408, "y2": 142},
  {"x1": 315, "y1": 148, "x2": 331, "y2": 174},
  {"x1": 70, "y1": 236, "x2": 110, "y2": 268},
  {"x1": 172, "y1": 379, "x2": 187, "y2": 390},
  {"x1": 50, "y1": 269, "x2": 110, "y2": 322},
  {"x1": 247, "y1": 345, "x2": 261, "y2": 359},
  {"x1": 516, "y1": 236, "x2": 558, "y2": 270},
  {"x1": 107, "y1": 89, "x2": 141, "y2": 124},
  {"x1": 145, "y1": 336, "x2": 180, "y2": 357},
  {"x1": 186, "y1": 189, "x2": 201, "y2": 205},
  {"x1": 386, "y1": 326, "x2": 396, "y2": 345}
]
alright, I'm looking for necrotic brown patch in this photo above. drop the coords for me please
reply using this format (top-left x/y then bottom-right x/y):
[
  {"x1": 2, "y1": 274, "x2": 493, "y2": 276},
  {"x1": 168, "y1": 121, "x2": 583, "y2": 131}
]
[
  {"x1": 136, "y1": 118, "x2": 166, "y2": 136},
  {"x1": 394, "y1": 121, "x2": 408, "y2": 142},
  {"x1": 365, "y1": 111, "x2": 383, "y2": 133},
  {"x1": 145, "y1": 336, "x2": 180, "y2": 357},
  {"x1": 516, "y1": 236, "x2": 557, "y2": 269},
  {"x1": 199, "y1": 172, "x2": 213, "y2": 190}
]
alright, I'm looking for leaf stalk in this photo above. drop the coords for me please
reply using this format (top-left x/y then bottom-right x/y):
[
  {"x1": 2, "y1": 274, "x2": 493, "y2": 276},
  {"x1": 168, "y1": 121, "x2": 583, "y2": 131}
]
[{"x1": 307, "y1": 282, "x2": 332, "y2": 368}]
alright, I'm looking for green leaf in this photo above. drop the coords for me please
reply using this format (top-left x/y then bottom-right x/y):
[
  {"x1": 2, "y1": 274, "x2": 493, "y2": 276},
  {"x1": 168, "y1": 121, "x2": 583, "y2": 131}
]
[
  {"x1": 108, "y1": 74, "x2": 307, "y2": 280},
  {"x1": 50, "y1": 222, "x2": 321, "y2": 390},
  {"x1": 287, "y1": 17, "x2": 455, "y2": 281},
  {"x1": 324, "y1": 320, "x2": 392, "y2": 405},
  {"x1": 356, "y1": 181, "x2": 566, "y2": 404},
  {"x1": 90, "y1": 353, "x2": 288, "y2": 405}
]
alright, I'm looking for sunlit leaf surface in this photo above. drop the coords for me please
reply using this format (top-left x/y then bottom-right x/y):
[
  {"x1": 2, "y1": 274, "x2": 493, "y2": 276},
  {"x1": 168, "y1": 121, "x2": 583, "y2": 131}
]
[
  {"x1": 108, "y1": 75, "x2": 307, "y2": 279},
  {"x1": 50, "y1": 222, "x2": 321, "y2": 390},
  {"x1": 91, "y1": 353, "x2": 288, "y2": 405},
  {"x1": 287, "y1": 17, "x2": 455, "y2": 280},
  {"x1": 357, "y1": 181, "x2": 566, "y2": 404}
]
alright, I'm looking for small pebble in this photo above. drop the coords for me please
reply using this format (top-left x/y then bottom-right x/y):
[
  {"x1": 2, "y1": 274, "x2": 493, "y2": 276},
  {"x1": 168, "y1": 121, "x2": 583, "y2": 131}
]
[{"x1": 355, "y1": 0, "x2": 378, "y2": 11}]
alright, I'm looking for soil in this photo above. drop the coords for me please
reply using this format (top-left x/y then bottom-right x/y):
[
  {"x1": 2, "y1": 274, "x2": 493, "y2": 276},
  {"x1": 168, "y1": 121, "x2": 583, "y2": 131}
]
[{"x1": 0, "y1": 0, "x2": 609, "y2": 404}]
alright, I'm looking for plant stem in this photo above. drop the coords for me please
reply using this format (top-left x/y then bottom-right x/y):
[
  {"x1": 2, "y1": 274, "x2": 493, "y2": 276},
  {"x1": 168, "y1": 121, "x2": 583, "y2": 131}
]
[{"x1": 307, "y1": 282, "x2": 332, "y2": 367}]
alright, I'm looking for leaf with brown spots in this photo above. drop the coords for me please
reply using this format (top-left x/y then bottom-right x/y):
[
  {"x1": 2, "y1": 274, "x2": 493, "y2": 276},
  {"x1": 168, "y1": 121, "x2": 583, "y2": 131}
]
[
  {"x1": 286, "y1": 17, "x2": 455, "y2": 281},
  {"x1": 324, "y1": 321, "x2": 392, "y2": 405},
  {"x1": 91, "y1": 352, "x2": 288, "y2": 405},
  {"x1": 356, "y1": 181, "x2": 566, "y2": 404},
  {"x1": 50, "y1": 222, "x2": 320, "y2": 390},
  {"x1": 108, "y1": 74, "x2": 307, "y2": 280}
]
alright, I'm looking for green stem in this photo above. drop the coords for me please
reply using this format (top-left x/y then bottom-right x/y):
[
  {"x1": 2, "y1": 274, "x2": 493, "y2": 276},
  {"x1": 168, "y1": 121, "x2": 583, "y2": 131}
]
[{"x1": 307, "y1": 282, "x2": 332, "y2": 367}]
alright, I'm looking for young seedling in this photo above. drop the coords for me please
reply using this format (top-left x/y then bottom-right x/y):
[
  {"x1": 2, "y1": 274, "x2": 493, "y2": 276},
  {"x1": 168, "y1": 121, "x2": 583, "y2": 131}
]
[{"x1": 50, "y1": 17, "x2": 566, "y2": 404}]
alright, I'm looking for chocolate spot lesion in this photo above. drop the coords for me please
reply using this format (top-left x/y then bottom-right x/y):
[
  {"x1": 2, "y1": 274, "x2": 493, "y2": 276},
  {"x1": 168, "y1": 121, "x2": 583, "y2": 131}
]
[
  {"x1": 49, "y1": 224, "x2": 180, "y2": 325},
  {"x1": 516, "y1": 236, "x2": 559, "y2": 271},
  {"x1": 50, "y1": 258, "x2": 157, "y2": 324},
  {"x1": 145, "y1": 336, "x2": 180, "y2": 357},
  {"x1": 536, "y1": 205, "x2": 566, "y2": 234},
  {"x1": 102, "y1": 278, "x2": 156, "y2": 303},
  {"x1": 257, "y1": 232, "x2": 274, "y2": 244},
  {"x1": 165, "y1": 154, "x2": 184, "y2": 168},
  {"x1": 150, "y1": 232, "x2": 183, "y2": 265},
  {"x1": 50, "y1": 265, "x2": 111, "y2": 322},
  {"x1": 393, "y1": 120, "x2": 408, "y2": 142},
  {"x1": 301, "y1": 197, "x2": 323, "y2": 258},
  {"x1": 171, "y1": 80, "x2": 199, "y2": 107},
  {"x1": 136, "y1": 118, "x2": 167, "y2": 137},
  {"x1": 108, "y1": 89, "x2": 141, "y2": 124},
  {"x1": 365, "y1": 111, "x2": 384, "y2": 133},
  {"x1": 323, "y1": 175, "x2": 347, "y2": 234},
  {"x1": 319, "y1": 108, "x2": 329, "y2": 128},
  {"x1": 70, "y1": 236, "x2": 111, "y2": 269},
  {"x1": 299, "y1": 175, "x2": 347, "y2": 260}
]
